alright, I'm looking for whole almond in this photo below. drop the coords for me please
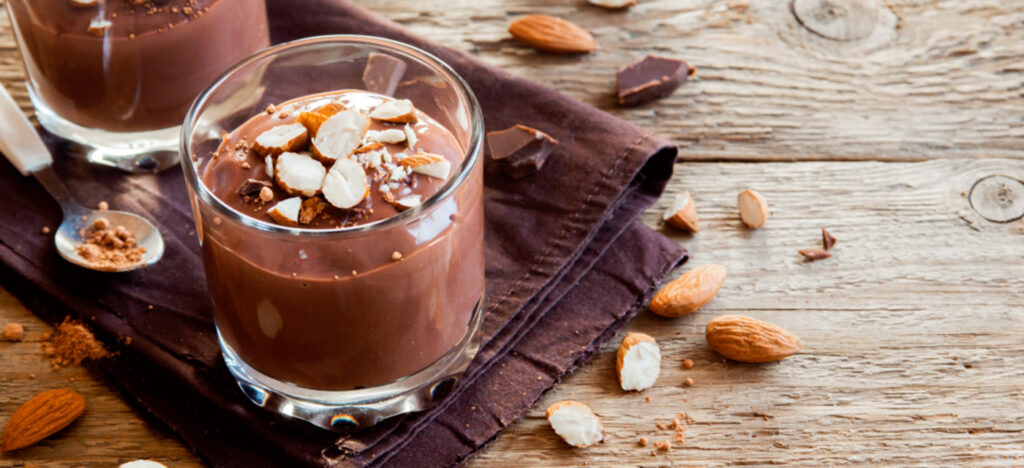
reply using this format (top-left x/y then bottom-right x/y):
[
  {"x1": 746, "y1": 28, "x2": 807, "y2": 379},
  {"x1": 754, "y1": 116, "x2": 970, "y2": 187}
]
[
  {"x1": 649, "y1": 264, "x2": 727, "y2": 318},
  {"x1": 705, "y1": 315, "x2": 802, "y2": 363},
  {"x1": 2, "y1": 388, "x2": 86, "y2": 452},
  {"x1": 508, "y1": 15, "x2": 598, "y2": 54}
]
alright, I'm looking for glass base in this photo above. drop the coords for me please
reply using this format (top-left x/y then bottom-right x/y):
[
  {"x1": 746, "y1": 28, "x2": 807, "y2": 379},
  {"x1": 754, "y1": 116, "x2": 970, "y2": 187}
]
[
  {"x1": 219, "y1": 299, "x2": 484, "y2": 431},
  {"x1": 28, "y1": 86, "x2": 181, "y2": 173}
]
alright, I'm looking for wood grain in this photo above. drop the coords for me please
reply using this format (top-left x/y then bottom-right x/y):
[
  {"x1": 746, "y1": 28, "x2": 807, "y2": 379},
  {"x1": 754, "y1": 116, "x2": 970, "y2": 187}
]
[{"x1": 1, "y1": 0, "x2": 1023, "y2": 467}]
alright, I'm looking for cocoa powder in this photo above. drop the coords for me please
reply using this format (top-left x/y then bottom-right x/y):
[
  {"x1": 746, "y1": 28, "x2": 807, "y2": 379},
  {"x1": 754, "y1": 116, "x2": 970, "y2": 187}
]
[
  {"x1": 42, "y1": 317, "x2": 110, "y2": 369},
  {"x1": 74, "y1": 218, "x2": 145, "y2": 271}
]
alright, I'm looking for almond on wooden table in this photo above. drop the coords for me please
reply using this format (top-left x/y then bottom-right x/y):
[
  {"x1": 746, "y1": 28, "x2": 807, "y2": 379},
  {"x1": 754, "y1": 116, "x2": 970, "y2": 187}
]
[
  {"x1": 1, "y1": 388, "x2": 86, "y2": 452},
  {"x1": 705, "y1": 315, "x2": 803, "y2": 363},
  {"x1": 508, "y1": 15, "x2": 598, "y2": 54},
  {"x1": 663, "y1": 191, "x2": 699, "y2": 232},
  {"x1": 546, "y1": 401, "x2": 604, "y2": 447},
  {"x1": 649, "y1": 264, "x2": 727, "y2": 318},
  {"x1": 616, "y1": 332, "x2": 661, "y2": 391},
  {"x1": 588, "y1": 0, "x2": 637, "y2": 9},
  {"x1": 737, "y1": 189, "x2": 768, "y2": 228}
]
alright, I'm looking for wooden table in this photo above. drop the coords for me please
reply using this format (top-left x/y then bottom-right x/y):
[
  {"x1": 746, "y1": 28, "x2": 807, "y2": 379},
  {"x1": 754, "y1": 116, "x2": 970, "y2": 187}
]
[{"x1": 2, "y1": 0, "x2": 1023, "y2": 466}]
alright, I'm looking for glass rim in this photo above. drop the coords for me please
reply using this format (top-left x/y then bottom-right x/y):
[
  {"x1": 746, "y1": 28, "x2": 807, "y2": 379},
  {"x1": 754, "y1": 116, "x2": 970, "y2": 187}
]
[{"x1": 179, "y1": 34, "x2": 484, "y2": 238}]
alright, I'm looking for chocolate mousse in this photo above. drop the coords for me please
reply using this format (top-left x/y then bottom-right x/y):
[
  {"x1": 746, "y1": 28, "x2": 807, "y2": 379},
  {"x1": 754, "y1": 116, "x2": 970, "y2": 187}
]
[
  {"x1": 197, "y1": 90, "x2": 485, "y2": 390},
  {"x1": 6, "y1": 0, "x2": 269, "y2": 132}
]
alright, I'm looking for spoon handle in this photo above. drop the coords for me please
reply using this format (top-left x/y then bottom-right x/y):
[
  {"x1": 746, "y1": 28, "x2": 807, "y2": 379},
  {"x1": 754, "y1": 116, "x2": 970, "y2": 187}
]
[{"x1": 0, "y1": 84, "x2": 53, "y2": 176}]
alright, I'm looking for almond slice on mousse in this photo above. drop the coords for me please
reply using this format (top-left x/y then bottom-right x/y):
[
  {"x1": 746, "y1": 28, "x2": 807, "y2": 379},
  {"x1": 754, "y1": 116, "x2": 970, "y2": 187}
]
[
  {"x1": 369, "y1": 99, "x2": 418, "y2": 123},
  {"x1": 267, "y1": 197, "x2": 302, "y2": 226},
  {"x1": 274, "y1": 152, "x2": 326, "y2": 197},
  {"x1": 252, "y1": 123, "x2": 308, "y2": 157},
  {"x1": 296, "y1": 102, "x2": 346, "y2": 136},
  {"x1": 321, "y1": 159, "x2": 369, "y2": 209},
  {"x1": 394, "y1": 195, "x2": 422, "y2": 211},
  {"x1": 311, "y1": 110, "x2": 370, "y2": 163},
  {"x1": 546, "y1": 401, "x2": 604, "y2": 448},
  {"x1": 376, "y1": 128, "x2": 407, "y2": 144},
  {"x1": 398, "y1": 152, "x2": 451, "y2": 180}
]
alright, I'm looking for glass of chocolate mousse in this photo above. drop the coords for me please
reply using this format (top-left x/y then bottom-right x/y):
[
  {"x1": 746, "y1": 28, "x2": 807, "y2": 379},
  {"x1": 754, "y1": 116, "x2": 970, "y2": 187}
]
[
  {"x1": 5, "y1": 0, "x2": 269, "y2": 172},
  {"x1": 181, "y1": 36, "x2": 485, "y2": 430}
]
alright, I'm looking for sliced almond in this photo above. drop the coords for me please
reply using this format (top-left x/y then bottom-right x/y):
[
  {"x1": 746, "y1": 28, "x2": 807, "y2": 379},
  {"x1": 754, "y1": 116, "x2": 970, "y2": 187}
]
[
  {"x1": 377, "y1": 128, "x2": 407, "y2": 144},
  {"x1": 508, "y1": 15, "x2": 599, "y2": 54},
  {"x1": 663, "y1": 191, "x2": 698, "y2": 233},
  {"x1": 738, "y1": 189, "x2": 768, "y2": 228},
  {"x1": 369, "y1": 99, "x2": 417, "y2": 123},
  {"x1": 267, "y1": 197, "x2": 302, "y2": 226},
  {"x1": 399, "y1": 152, "x2": 451, "y2": 180},
  {"x1": 616, "y1": 332, "x2": 661, "y2": 391},
  {"x1": 404, "y1": 124, "x2": 418, "y2": 149},
  {"x1": 394, "y1": 195, "x2": 422, "y2": 211},
  {"x1": 296, "y1": 102, "x2": 346, "y2": 136},
  {"x1": 264, "y1": 155, "x2": 274, "y2": 179},
  {"x1": 546, "y1": 401, "x2": 604, "y2": 448},
  {"x1": 588, "y1": 0, "x2": 636, "y2": 8},
  {"x1": 119, "y1": 461, "x2": 168, "y2": 468},
  {"x1": 798, "y1": 248, "x2": 832, "y2": 261},
  {"x1": 321, "y1": 159, "x2": 368, "y2": 209},
  {"x1": 87, "y1": 18, "x2": 111, "y2": 37},
  {"x1": 252, "y1": 123, "x2": 308, "y2": 157},
  {"x1": 274, "y1": 152, "x2": 326, "y2": 197},
  {"x1": 311, "y1": 110, "x2": 370, "y2": 163},
  {"x1": 354, "y1": 142, "x2": 385, "y2": 154},
  {"x1": 821, "y1": 227, "x2": 837, "y2": 250}
]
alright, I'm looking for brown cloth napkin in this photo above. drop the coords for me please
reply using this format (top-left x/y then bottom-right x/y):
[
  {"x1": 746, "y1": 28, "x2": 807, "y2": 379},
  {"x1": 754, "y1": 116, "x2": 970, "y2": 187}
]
[{"x1": 0, "y1": 1, "x2": 687, "y2": 466}]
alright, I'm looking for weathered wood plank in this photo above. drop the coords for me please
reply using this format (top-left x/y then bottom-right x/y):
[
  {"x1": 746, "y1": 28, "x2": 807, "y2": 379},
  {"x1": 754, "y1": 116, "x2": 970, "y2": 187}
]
[
  {"x1": 475, "y1": 158, "x2": 1024, "y2": 466},
  {"x1": 1, "y1": 1, "x2": 1022, "y2": 161}
]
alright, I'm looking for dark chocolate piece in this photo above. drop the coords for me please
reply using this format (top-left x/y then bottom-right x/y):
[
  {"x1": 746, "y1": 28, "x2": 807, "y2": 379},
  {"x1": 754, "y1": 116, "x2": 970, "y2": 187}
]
[
  {"x1": 616, "y1": 55, "x2": 694, "y2": 107},
  {"x1": 362, "y1": 52, "x2": 407, "y2": 97},
  {"x1": 237, "y1": 179, "x2": 272, "y2": 204},
  {"x1": 486, "y1": 125, "x2": 559, "y2": 179}
]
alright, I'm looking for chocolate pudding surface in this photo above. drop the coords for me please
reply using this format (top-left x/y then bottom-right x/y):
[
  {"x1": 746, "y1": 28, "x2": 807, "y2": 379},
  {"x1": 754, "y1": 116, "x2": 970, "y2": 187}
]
[
  {"x1": 196, "y1": 90, "x2": 484, "y2": 390},
  {"x1": 8, "y1": 0, "x2": 269, "y2": 131}
]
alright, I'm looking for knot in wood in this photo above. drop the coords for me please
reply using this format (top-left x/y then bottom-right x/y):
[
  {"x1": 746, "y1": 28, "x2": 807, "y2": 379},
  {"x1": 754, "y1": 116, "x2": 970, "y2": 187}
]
[
  {"x1": 791, "y1": 0, "x2": 886, "y2": 41},
  {"x1": 968, "y1": 175, "x2": 1024, "y2": 223}
]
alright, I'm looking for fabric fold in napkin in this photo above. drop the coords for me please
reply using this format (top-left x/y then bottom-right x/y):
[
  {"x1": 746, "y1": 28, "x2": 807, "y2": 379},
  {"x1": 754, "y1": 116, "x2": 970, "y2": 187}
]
[{"x1": 0, "y1": 1, "x2": 687, "y2": 466}]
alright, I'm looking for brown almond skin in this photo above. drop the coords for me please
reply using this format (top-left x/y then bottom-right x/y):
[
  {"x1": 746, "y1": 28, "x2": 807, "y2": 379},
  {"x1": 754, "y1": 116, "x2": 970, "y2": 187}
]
[
  {"x1": 705, "y1": 315, "x2": 803, "y2": 363},
  {"x1": 649, "y1": 264, "x2": 727, "y2": 318},
  {"x1": 508, "y1": 15, "x2": 598, "y2": 54},
  {"x1": 666, "y1": 192, "x2": 699, "y2": 233},
  {"x1": 2, "y1": 388, "x2": 86, "y2": 452}
]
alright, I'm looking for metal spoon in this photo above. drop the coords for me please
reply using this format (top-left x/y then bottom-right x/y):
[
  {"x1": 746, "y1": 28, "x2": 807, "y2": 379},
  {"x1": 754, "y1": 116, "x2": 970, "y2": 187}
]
[{"x1": 0, "y1": 85, "x2": 164, "y2": 272}]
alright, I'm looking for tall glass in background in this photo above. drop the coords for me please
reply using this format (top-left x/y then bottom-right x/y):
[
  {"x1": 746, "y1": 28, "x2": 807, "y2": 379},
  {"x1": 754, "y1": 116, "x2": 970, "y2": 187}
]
[
  {"x1": 5, "y1": 0, "x2": 269, "y2": 172},
  {"x1": 181, "y1": 36, "x2": 486, "y2": 430}
]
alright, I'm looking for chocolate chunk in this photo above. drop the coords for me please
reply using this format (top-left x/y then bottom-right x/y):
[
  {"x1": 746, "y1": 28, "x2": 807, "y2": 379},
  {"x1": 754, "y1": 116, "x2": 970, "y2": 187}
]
[
  {"x1": 238, "y1": 179, "x2": 272, "y2": 204},
  {"x1": 486, "y1": 125, "x2": 559, "y2": 179},
  {"x1": 362, "y1": 52, "x2": 408, "y2": 97},
  {"x1": 299, "y1": 197, "x2": 327, "y2": 225},
  {"x1": 616, "y1": 55, "x2": 694, "y2": 107}
]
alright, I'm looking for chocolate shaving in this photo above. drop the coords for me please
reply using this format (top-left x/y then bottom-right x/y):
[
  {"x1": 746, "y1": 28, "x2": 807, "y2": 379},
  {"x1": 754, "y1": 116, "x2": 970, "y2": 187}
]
[
  {"x1": 821, "y1": 227, "x2": 837, "y2": 250},
  {"x1": 238, "y1": 179, "x2": 272, "y2": 204},
  {"x1": 363, "y1": 52, "x2": 408, "y2": 97},
  {"x1": 486, "y1": 124, "x2": 559, "y2": 179},
  {"x1": 616, "y1": 55, "x2": 694, "y2": 107},
  {"x1": 299, "y1": 197, "x2": 327, "y2": 225}
]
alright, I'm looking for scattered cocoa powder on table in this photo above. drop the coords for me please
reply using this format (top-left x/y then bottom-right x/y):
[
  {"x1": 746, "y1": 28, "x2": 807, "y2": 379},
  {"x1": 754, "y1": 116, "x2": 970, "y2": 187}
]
[
  {"x1": 42, "y1": 317, "x2": 110, "y2": 369},
  {"x1": 75, "y1": 218, "x2": 145, "y2": 271}
]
